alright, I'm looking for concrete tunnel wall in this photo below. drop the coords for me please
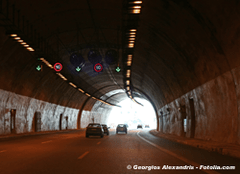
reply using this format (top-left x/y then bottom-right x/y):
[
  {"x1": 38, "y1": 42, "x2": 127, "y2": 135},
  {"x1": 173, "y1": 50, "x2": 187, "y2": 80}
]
[
  {"x1": 0, "y1": 88, "x2": 79, "y2": 134},
  {"x1": 158, "y1": 69, "x2": 240, "y2": 144},
  {"x1": 0, "y1": 0, "x2": 240, "y2": 149},
  {"x1": 0, "y1": 26, "x2": 97, "y2": 134}
]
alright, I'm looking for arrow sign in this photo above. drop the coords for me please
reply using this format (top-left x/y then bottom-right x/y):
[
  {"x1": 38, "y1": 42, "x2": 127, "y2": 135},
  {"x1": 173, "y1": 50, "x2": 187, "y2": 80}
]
[
  {"x1": 116, "y1": 67, "x2": 121, "y2": 72},
  {"x1": 36, "y1": 65, "x2": 42, "y2": 71},
  {"x1": 76, "y1": 67, "x2": 81, "y2": 72}
]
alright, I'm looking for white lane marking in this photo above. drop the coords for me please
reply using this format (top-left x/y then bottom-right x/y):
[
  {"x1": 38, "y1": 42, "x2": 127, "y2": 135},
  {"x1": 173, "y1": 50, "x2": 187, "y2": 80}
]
[
  {"x1": 41, "y1": 140, "x2": 53, "y2": 144},
  {"x1": 137, "y1": 132, "x2": 220, "y2": 174},
  {"x1": 97, "y1": 141, "x2": 101, "y2": 145},
  {"x1": 0, "y1": 150, "x2": 6, "y2": 153},
  {"x1": 78, "y1": 151, "x2": 89, "y2": 159}
]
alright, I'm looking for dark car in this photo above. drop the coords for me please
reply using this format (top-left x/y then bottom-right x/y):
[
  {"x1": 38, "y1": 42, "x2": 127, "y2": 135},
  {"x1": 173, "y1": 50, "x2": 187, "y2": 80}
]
[
  {"x1": 137, "y1": 124, "x2": 143, "y2": 129},
  {"x1": 145, "y1": 125, "x2": 150, "y2": 128},
  {"x1": 86, "y1": 123, "x2": 104, "y2": 138},
  {"x1": 116, "y1": 124, "x2": 127, "y2": 134},
  {"x1": 101, "y1": 124, "x2": 109, "y2": 135}
]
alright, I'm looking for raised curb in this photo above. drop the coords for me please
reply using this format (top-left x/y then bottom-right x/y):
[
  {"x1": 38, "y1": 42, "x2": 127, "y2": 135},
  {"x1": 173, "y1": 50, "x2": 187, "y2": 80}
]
[
  {"x1": 149, "y1": 130, "x2": 240, "y2": 159},
  {"x1": 0, "y1": 129, "x2": 85, "y2": 139}
]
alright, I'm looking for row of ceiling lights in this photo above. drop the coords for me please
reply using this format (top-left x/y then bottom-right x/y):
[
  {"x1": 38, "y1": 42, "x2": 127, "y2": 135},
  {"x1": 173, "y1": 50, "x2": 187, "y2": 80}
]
[
  {"x1": 8, "y1": 33, "x2": 118, "y2": 107},
  {"x1": 9, "y1": 34, "x2": 35, "y2": 52},
  {"x1": 124, "y1": 1, "x2": 142, "y2": 104},
  {"x1": 39, "y1": 58, "x2": 115, "y2": 106},
  {"x1": 129, "y1": 1, "x2": 142, "y2": 14}
]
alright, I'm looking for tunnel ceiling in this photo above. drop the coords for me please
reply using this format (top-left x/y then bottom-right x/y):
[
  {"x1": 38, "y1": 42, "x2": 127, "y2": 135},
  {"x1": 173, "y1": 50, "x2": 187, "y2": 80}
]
[{"x1": 2, "y1": 0, "x2": 240, "y2": 110}]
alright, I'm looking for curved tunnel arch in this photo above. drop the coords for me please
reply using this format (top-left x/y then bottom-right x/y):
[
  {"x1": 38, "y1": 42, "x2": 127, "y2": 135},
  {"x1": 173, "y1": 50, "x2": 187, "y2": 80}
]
[{"x1": 0, "y1": 0, "x2": 239, "y2": 146}]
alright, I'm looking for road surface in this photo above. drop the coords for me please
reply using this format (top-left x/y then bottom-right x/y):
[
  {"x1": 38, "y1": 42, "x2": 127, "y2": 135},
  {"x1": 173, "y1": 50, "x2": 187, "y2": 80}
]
[{"x1": 0, "y1": 129, "x2": 239, "y2": 174}]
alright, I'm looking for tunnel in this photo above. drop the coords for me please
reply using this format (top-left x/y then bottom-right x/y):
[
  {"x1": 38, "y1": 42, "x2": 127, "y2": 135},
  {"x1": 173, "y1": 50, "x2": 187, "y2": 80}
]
[{"x1": 0, "y1": 0, "x2": 240, "y2": 173}]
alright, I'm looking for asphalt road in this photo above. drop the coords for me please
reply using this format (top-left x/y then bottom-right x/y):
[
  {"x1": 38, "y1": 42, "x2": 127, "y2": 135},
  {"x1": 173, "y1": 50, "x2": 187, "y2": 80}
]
[{"x1": 0, "y1": 129, "x2": 239, "y2": 174}]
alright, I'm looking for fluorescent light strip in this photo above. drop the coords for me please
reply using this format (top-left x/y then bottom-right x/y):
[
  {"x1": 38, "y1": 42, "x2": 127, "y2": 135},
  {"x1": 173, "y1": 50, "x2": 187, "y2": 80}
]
[
  {"x1": 129, "y1": 1, "x2": 142, "y2": 4},
  {"x1": 40, "y1": 58, "x2": 53, "y2": 68},
  {"x1": 126, "y1": 70, "x2": 131, "y2": 76},
  {"x1": 27, "y1": 47, "x2": 35, "y2": 51},
  {"x1": 10, "y1": 34, "x2": 17, "y2": 37},
  {"x1": 85, "y1": 93, "x2": 91, "y2": 97},
  {"x1": 128, "y1": 43, "x2": 134, "y2": 48},
  {"x1": 56, "y1": 73, "x2": 67, "y2": 81},
  {"x1": 78, "y1": 88, "x2": 84, "y2": 93},
  {"x1": 133, "y1": 6, "x2": 141, "y2": 8},
  {"x1": 69, "y1": 82, "x2": 77, "y2": 88},
  {"x1": 132, "y1": 9, "x2": 141, "y2": 14}
]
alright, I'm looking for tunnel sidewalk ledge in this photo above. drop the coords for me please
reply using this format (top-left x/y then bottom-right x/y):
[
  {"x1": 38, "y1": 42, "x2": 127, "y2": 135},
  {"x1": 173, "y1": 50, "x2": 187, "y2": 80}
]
[
  {"x1": 149, "y1": 130, "x2": 240, "y2": 159},
  {"x1": 0, "y1": 129, "x2": 85, "y2": 139}
]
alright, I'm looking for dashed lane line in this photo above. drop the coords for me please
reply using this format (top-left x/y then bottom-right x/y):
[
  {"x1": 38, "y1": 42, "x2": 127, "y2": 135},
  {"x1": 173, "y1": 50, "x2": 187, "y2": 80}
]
[
  {"x1": 137, "y1": 132, "x2": 220, "y2": 174},
  {"x1": 78, "y1": 151, "x2": 89, "y2": 159},
  {"x1": 0, "y1": 150, "x2": 6, "y2": 153},
  {"x1": 41, "y1": 140, "x2": 53, "y2": 144},
  {"x1": 97, "y1": 141, "x2": 101, "y2": 145}
]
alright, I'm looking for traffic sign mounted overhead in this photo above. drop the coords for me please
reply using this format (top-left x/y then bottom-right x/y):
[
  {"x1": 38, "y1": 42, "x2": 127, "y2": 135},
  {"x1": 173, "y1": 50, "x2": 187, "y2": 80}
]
[
  {"x1": 94, "y1": 63, "x2": 103, "y2": 72},
  {"x1": 116, "y1": 67, "x2": 121, "y2": 72},
  {"x1": 54, "y1": 63, "x2": 63, "y2": 72},
  {"x1": 36, "y1": 65, "x2": 42, "y2": 71},
  {"x1": 76, "y1": 67, "x2": 81, "y2": 72}
]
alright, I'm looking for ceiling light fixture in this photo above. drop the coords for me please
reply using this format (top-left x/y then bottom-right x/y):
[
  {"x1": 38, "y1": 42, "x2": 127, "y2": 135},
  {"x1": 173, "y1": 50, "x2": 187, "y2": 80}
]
[
  {"x1": 10, "y1": 34, "x2": 17, "y2": 37},
  {"x1": 56, "y1": 73, "x2": 67, "y2": 80},
  {"x1": 27, "y1": 47, "x2": 35, "y2": 51},
  {"x1": 130, "y1": 1, "x2": 142, "y2": 4},
  {"x1": 133, "y1": 6, "x2": 141, "y2": 8},
  {"x1": 78, "y1": 88, "x2": 84, "y2": 93},
  {"x1": 85, "y1": 93, "x2": 91, "y2": 97},
  {"x1": 69, "y1": 82, "x2": 77, "y2": 88},
  {"x1": 128, "y1": 43, "x2": 134, "y2": 48},
  {"x1": 132, "y1": 9, "x2": 141, "y2": 14}
]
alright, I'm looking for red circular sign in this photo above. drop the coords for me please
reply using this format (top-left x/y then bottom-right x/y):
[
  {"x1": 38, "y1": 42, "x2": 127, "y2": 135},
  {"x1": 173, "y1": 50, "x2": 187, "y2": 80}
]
[
  {"x1": 94, "y1": 63, "x2": 103, "y2": 72},
  {"x1": 54, "y1": 63, "x2": 63, "y2": 72}
]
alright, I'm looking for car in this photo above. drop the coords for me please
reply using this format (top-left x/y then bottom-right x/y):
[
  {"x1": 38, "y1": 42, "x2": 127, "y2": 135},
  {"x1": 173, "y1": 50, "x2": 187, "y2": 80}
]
[
  {"x1": 101, "y1": 124, "x2": 109, "y2": 135},
  {"x1": 86, "y1": 123, "x2": 104, "y2": 138},
  {"x1": 137, "y1": 124, "x2": 143, "y2": 129},
  {"x1": 145, "y1": 125, "x2": 150, "y2": 128},
  {"x1": 116, "y1": 124, "x2": 127, "y2": 134}
]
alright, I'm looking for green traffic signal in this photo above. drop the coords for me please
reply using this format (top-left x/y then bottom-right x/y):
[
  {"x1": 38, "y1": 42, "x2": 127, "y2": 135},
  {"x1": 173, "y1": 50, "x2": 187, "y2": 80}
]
[
  {"x1": 116, "y1": 67, "x2": 121, "y2": 72},
  {"x1": 76, "y1": 67, "x2": 81, "y2": 72},
  {"x1": 36, "y1": 65, "x2": 41, "y2": 71}
]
